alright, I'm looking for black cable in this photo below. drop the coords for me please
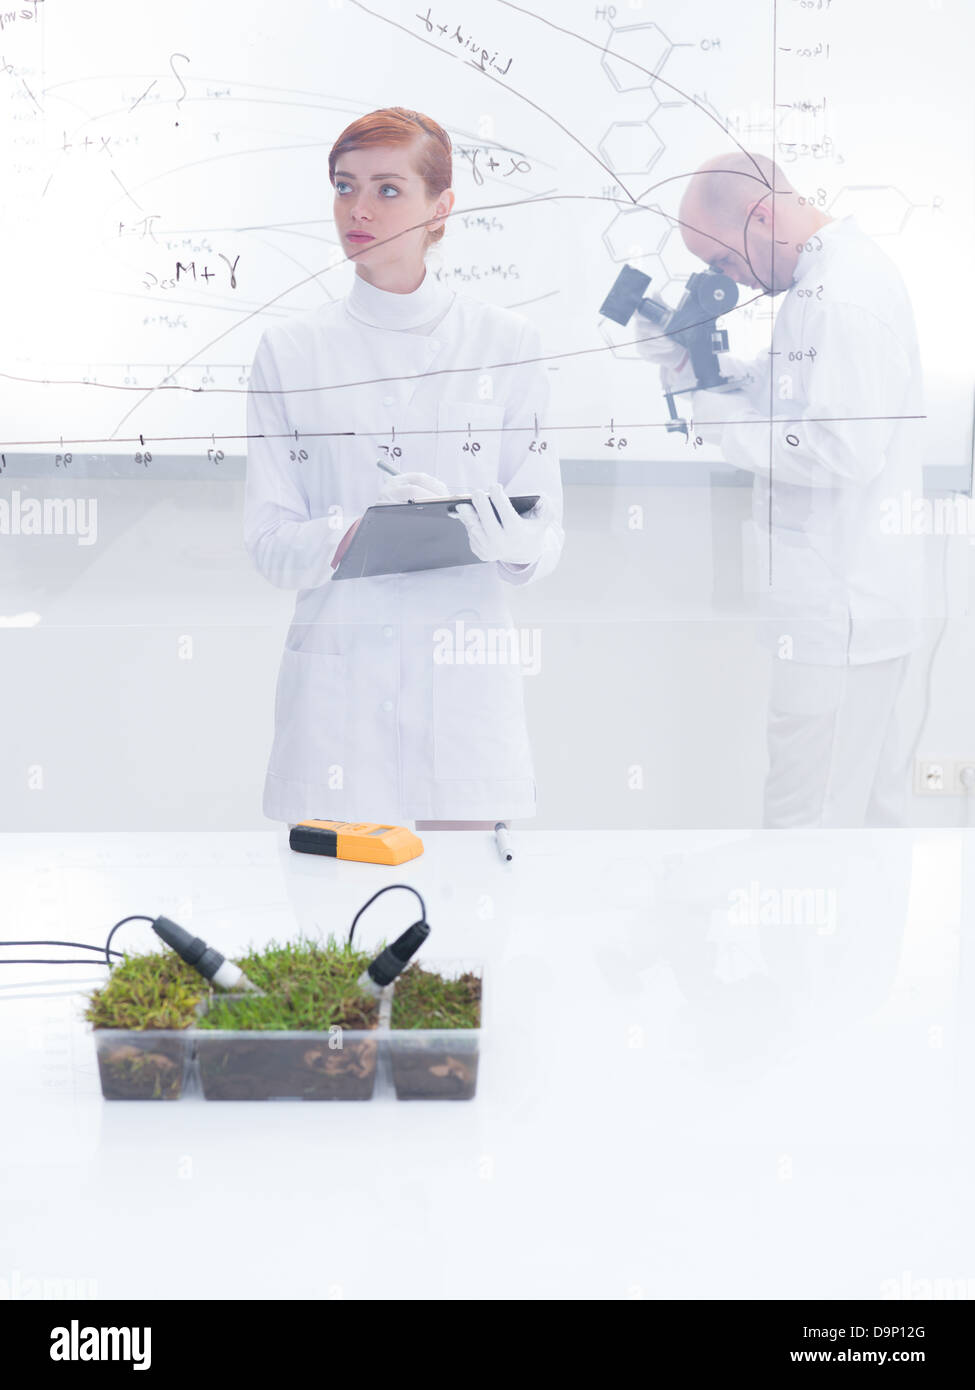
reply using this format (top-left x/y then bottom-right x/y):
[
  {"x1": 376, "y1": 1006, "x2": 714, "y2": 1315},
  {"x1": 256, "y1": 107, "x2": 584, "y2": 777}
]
[
  {"x1": 348, "y1": 884, "x2": 427, "y2": 947},
  {"x1": 0, "y1": 940, "x2": 124, "y2": 958},
  {"x1": 104, "y1": 915, "x2": 155, "y2": 968},
  {"x1": 0, "y1": 916, "x2": 158, "y2": 970},
  {"x1": 1, "y1": 897, "x2": 432, "y2": 971},
  {"x1": 0, "y1": 959, "x2": 120, "y2": 966}
]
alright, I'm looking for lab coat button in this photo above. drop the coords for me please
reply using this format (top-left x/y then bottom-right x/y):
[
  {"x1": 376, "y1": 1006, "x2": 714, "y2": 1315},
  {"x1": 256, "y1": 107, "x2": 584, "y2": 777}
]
[
  {"x1": 382, "y1": 395, "x2": 394, "y2": 406},
  {"x1": 382, "y1": 626, "x2": 394, "y2": 639},
  {"x1": 381, "y1": 700, "x2": 393, "y2": 713}
]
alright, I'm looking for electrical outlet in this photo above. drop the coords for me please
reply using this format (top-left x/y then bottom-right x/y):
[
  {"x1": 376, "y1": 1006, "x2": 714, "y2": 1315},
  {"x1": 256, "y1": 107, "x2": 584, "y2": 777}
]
[
  {"x1": 915, "y1": 760, "x2": 975, "y2": 796},
  {"x1": 953, "y1": 762, "x2": 975, "y2": 795},
  {"x1": 915, "y1": 759, "x2": 949, "y2": 795}
]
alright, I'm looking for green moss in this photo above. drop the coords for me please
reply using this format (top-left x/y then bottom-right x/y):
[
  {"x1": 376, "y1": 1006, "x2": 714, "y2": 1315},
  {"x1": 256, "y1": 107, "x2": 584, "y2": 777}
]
[
  {"x1": 85, "y1": 950, "x2": 208, "y2": 1031},
  {"x1": 196, "y1": 937, "x2": 379, "y2": 1031},
  {"x1": 86, "y1": 939, "x2": 473, "y2": 1034},
  {"x1": 390, "y1": 964, "x2": 481, "y2": 1030}
]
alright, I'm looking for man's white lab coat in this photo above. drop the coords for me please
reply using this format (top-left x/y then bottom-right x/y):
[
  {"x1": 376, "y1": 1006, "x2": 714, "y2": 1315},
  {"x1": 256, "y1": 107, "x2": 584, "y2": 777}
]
[
  {"x1": 243, "y1": 268, "x2": 563, "y2": 824},
  {"x1": 714, "y1": 215, "x2": 926, "y2": 664}
]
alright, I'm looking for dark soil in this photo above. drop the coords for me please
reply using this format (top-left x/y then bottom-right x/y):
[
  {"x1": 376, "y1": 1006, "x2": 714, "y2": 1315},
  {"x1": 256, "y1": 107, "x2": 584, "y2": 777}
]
[
  {"x1": 390, "y1": 1045, "x2": 479, "y2": 1100},
  {"x1": 96, "y1": 1038, "x2": 187, "y2": 1100},
  {"x1": 196, "y1": 1036, "x2": 378, "y2": 1100}
]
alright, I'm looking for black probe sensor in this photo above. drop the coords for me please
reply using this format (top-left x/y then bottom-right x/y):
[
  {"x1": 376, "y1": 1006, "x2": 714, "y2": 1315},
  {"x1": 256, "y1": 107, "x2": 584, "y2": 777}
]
[{"x1": 349, "y1": 885, "x2": 430, "y2": 997}]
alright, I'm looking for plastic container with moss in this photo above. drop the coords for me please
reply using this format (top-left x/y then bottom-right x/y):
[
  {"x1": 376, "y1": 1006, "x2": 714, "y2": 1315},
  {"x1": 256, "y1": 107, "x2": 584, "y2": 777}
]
[
  {"x1": 85, "y1": 952, "x2": 208, "y2": 1100},
  {"x1": 193, "y1": 939, "x2": 384, "y2": 1101},
  {"x1": 388, "y1": 961, "x2": 482, "y2": 1100}
]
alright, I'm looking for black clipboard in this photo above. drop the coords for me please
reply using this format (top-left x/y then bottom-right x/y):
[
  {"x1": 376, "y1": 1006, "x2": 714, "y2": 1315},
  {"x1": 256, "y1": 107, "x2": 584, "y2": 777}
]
[{"x1": 331, "y1": 495, "x2": 540, "y2": 581}]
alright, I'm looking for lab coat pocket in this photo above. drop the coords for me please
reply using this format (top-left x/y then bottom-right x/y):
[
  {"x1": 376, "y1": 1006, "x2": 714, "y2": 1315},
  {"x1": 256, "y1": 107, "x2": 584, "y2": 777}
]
[
  {"x1": 434, "y1": 401, "x2": 505, "y2": 493},
  {"x1": 432, "y1": 659, "x2": 533, "y2": 782},
  {"x1": 267, "y1": 648, "x2": 348, "y2": 785},
  {"x1": 768, "y1": 527, "x2": 846, "y2": 623},
  {"x1": 744, "y1": 517, "x2": 842, "y2": 611}
]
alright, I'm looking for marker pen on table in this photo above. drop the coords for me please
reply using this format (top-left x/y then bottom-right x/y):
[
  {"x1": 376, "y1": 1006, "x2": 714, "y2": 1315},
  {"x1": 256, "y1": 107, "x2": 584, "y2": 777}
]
[{"x1": 495, "y1": 822, "x2": 513, "y2": 863}]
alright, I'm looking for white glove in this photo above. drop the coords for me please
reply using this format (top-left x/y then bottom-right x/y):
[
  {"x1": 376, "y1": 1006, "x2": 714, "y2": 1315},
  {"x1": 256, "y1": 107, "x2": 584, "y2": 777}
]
[
  {"x1": 454, "y1": 484, "x2": 554, "y2": 567},
  {"x1": 633, "y1": 319, "x2": 698, "y2": 400},
  {"x1": 715, "y1": 351, "x2": 756, "y2": 388},
  {"x1": 378, "y1": 470, "x2": 450, "y2": 503},
  {"x1": 690, "y1": 388, "x2": 749, "y2": 445},
  {"x1": 633, "y1": 323, "x2": 686, "y2": 367},
  {"x1": 661, "y1": 355, "x2": 697, "y2": 397}
]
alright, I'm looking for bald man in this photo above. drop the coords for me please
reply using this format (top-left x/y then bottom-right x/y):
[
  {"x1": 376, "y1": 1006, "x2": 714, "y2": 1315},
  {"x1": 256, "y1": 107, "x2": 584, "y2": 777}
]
[
  {"x1": 679, "y1": 152, "x2": 828, "y2": 292},
  {"x1": 637, "y1": 153, "x2": 926, "y2": 828}
]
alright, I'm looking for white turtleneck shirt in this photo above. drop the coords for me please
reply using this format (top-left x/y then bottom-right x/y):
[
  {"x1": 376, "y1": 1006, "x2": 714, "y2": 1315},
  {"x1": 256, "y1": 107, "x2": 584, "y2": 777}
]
[{"x1": 344, "y1": 264, "x2": 454, "y2": 336}]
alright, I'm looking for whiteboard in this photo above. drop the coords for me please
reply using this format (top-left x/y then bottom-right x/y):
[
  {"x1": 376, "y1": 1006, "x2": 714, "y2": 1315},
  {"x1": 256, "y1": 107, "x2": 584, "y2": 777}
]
[{"x1": 1, "y1": 0, "x2": 971, "y2": 469}]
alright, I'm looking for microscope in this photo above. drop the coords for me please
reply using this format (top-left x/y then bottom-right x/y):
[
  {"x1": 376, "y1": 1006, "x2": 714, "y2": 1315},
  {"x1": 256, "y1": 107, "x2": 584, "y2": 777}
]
[{"x1": 599, "y1": 264, "x2": 740, "y2": 436}]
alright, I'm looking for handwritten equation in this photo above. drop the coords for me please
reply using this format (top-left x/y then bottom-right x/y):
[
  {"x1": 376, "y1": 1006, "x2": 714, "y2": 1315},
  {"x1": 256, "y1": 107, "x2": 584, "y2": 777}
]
[{"x1": 414, "y1": 7, "x2": 514, "y2": 75}]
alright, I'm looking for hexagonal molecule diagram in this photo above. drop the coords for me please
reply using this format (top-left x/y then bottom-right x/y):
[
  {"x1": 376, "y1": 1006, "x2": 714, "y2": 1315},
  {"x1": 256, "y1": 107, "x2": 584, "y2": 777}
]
[
  {"x1": 601, "y1": 21, "x2": 673, "y2": 93},
  {"x1": 827, "y1": 186, "x2": 915, "y2": 238},
  {"x1": 597, "y1": 19, "x2": 683, "y2": 359},
  {"x1": 598, "y1": 120, "x2": 664, "y2": 177},
  {"x1": 603, "y1": 204, "x2": 670, "y2": 263}
]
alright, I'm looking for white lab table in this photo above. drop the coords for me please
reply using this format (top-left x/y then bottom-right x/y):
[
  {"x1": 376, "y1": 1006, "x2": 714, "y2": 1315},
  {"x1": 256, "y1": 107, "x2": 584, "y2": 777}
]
[{"x1": 0, "y1": 827, "x2": 972, "y2": 1300}]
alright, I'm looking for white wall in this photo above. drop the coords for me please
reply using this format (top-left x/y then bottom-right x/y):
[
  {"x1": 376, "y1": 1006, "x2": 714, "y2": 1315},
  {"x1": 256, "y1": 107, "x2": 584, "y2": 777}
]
[{"x1": 3, "y1": 469, "x2": 970, "y2": 830}]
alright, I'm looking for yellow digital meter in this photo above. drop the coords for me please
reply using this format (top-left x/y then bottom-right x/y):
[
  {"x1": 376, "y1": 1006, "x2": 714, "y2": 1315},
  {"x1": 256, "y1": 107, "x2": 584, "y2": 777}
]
[{"x1": 289, "y1": 820, "x2": 424, "y2": 866}]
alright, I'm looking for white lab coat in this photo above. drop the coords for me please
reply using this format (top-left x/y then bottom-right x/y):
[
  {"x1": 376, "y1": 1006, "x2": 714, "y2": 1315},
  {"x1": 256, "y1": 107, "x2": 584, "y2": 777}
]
[
  {"x1": 243, "y1": 267, "x2": 563, "y2": 824},
  {"x1": 710, "y1": 215, "x2": 927, "y2": 664}
]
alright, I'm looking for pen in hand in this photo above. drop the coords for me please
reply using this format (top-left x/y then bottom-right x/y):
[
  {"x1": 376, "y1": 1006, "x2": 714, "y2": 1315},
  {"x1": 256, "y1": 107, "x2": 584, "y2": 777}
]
[{"x1": 376, "y1": 455, "x2": 419, "y2": 505}]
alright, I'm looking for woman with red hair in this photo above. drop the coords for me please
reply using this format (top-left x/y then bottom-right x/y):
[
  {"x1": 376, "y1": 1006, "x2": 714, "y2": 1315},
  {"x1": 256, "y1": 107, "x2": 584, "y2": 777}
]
[{"x1": 243, "y1": 107, "x2": 563, "y2": 829}]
